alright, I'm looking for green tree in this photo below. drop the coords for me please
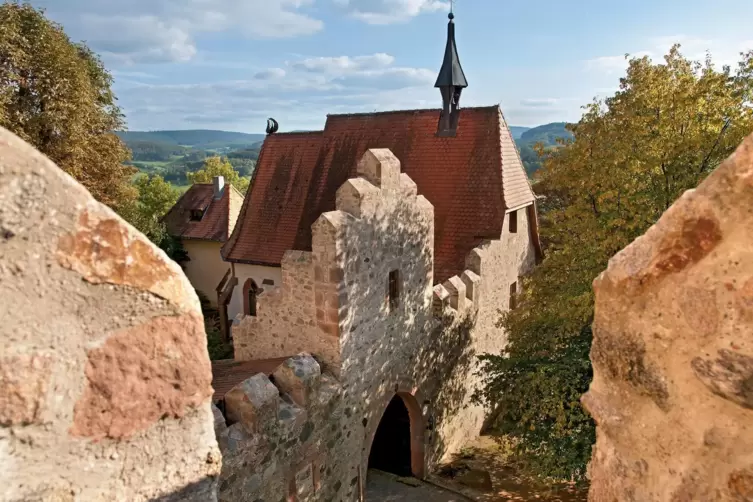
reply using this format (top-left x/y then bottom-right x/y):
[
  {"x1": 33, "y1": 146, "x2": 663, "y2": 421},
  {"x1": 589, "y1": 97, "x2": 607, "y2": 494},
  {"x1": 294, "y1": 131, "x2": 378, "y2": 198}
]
[
  {"x1": 474, "y1": 45, "x2": 753, "y2": 480},
  {"x1": 120, "y1": 174, "x2": 187, "y2": 263},
  {"x1": 0, "y1": 2, "x2": 135, "y2": 209},
  {"x1": 187, "y1": 155, "x2": 250, "y2": 194}
]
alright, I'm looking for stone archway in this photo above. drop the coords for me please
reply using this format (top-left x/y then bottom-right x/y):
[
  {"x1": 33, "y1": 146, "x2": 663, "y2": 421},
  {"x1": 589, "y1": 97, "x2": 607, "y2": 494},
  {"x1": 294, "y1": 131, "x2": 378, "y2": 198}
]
[{"x1": 366, "y1": 391, "x2": 425, "y2": 479}]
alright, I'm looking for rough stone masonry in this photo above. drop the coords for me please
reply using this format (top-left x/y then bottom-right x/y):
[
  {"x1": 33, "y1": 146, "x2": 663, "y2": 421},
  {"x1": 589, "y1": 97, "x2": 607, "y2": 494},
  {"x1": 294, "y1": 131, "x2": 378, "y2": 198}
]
[
  {"x1": 0, "y1": 126, "x2": 220, "y2": 501},
  {"x1": 583, "y1": 131, "x2": 753, "y2": 501}
]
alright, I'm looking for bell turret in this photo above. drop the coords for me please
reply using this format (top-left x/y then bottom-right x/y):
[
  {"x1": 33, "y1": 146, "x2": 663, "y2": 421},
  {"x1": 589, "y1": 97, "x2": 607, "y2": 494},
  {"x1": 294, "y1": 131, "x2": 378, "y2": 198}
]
[{"x1": 435, "y1": 12, "x2": 468, "y2": 136}]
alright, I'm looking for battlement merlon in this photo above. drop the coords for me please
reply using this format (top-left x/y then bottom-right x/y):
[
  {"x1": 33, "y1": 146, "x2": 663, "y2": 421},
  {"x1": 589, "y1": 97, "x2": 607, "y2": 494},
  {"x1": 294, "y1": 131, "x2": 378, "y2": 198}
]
[
  {"x1": 233, "y1": 148, "x2": 435, "y2": 372},
  {"x1": 433, "y1": 258, "x2": 482, "y2": 317},
  {"x1": 220, "y1": 354, "x2": 340, "y2": 442}
]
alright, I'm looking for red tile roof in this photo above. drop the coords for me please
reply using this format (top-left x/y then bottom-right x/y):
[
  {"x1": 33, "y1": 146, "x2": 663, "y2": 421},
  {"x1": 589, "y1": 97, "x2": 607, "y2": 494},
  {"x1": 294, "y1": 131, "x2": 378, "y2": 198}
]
[
  {"x1": 222, "y1": 106, "x2": 538, "y2": 283},
  {"x1": 211, "y1": 356, "x2": 290, "y2": 403},
  {"x1": 163, "y1": 183, "x2": 244, "y2": 242}
]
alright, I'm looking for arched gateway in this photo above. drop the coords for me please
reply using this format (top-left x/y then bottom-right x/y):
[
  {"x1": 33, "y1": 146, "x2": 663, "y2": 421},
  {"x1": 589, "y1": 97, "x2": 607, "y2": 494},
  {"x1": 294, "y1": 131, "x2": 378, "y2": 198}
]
[{"x1": 365, "y1": 392, "x2": 426, "y2": 480}]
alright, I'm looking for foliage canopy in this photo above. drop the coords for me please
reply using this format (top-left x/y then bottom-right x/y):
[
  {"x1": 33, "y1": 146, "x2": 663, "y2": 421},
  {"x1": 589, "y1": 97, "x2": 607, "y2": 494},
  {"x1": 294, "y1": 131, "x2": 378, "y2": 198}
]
[
  {"x1": 0, "y1": 2, "x2": 134, "y2": 209},
  {"x1": 188, "y1": 155, "x2": 251, "y2": 195},
  {"x1": 475, "y1": 45, "x2": 753, "y2": 480},
  {"x1": 119, "y1": 174, "x2": 188, "y2": 262}
]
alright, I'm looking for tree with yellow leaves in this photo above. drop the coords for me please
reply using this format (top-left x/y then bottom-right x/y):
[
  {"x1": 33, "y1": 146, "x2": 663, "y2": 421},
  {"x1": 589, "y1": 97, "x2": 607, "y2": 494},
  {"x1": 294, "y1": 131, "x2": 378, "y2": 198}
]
[
  {"x1": 187, "y1": 156, "x2": 250, "y2": 195},
  {"x1": 474, "y1": 45, "x2": 753, "y2": 480},
  {"x1": 0, "y1": 2, "x2": 135, "y2": 209}
]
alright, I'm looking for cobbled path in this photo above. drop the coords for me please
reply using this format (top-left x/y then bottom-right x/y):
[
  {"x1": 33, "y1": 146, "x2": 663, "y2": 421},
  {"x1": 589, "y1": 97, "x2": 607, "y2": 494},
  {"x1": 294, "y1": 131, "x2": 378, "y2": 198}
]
[{"x1": 364, "y1": 469, "x2": 467, "y2": 501}]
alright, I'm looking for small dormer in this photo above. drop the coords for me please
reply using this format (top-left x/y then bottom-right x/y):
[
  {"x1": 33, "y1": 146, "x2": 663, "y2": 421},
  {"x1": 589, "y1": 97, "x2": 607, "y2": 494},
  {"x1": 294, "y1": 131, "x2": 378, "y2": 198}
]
[{"x1": 189, "y1": 208, "x2": 205, "y2": 222}]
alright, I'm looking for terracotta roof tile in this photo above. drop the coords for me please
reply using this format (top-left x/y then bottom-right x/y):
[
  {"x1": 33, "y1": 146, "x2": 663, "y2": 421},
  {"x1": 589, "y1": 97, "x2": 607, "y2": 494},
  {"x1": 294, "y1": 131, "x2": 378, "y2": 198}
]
[
  {"x1": 163, "y1": 183, "x2": 244, "y2": 242},
  {"x1": 222, "y1": 106, "x2": 538, "y2": 283},
  {"x1": 211, "y1": 356, "x2": 289, "y2": 403}
]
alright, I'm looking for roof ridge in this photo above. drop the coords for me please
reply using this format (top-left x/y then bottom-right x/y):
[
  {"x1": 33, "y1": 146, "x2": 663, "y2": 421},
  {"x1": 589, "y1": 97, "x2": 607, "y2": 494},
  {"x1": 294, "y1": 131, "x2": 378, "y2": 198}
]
[
  {"x1": 222, "y1": 129, "x2": 275, "y2": 261},
  {"x1": 325, "y1": 105, "x2": 499, "y2": 119},
  {"x1": 269, "y1": 130, "x2": 324, "y2": 137}
]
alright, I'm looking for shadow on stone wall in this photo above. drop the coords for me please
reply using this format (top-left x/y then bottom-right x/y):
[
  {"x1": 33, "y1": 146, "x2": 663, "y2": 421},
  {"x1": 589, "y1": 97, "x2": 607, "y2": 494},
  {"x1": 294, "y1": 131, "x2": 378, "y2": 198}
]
[
  {"x1": 152, "y1": 477, "x2": 220, "y2": 502},
  {"x1": 320, "y1": 149, "x2": 484, "y2": 477}
]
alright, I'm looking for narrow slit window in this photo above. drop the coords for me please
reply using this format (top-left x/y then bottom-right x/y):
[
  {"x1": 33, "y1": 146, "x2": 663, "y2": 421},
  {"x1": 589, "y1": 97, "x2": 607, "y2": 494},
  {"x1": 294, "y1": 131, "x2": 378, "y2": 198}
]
[
  {"x1": 509, "y1": 282, "x2": 518, "y2": 310},
  {"x1": 388, "y1": 270, "x2": 400, "y2": 311},
  {"x1": 509, "y1": 210, "x2": 518, "y2": 233}
]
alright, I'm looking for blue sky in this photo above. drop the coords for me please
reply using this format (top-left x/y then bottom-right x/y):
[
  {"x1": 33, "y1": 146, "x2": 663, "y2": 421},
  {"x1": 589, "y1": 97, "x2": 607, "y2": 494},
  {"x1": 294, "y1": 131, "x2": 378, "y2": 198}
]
[{"x1": 32, "y1": 0, "x2": 753, "y2": 132}]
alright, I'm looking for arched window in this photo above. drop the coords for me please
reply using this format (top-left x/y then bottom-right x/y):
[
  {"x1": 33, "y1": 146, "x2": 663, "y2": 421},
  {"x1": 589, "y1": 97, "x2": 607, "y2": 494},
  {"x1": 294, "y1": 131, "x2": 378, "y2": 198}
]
[{"x1": 243, "y1": 279, "x2": 259, "y2": 316}]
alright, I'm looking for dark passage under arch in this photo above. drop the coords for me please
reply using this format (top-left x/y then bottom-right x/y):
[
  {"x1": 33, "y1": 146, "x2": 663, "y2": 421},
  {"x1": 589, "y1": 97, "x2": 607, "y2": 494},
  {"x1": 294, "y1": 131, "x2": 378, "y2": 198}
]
[{"x1": 368, "y1": 395, "x2": 412, "y2": 477}]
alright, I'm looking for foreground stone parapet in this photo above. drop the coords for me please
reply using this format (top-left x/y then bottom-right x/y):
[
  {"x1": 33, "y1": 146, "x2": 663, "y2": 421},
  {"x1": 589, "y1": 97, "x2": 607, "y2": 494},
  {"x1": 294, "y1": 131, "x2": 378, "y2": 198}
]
[
  {"x1": 583, "y1": 132, "x2": 753, "y2": 501},
  {"x1": 215, "y1": 353, "x2": 345, "y2": 501},
  {"x1": 273, "y1": 353, "x2": 321, "y2": 407},
  {"x1": 0, "y1": 127, "x2": 219, "y2": 501},
  {"x1": 224, "y1": 373, "x2": 280, "y2": 434}
]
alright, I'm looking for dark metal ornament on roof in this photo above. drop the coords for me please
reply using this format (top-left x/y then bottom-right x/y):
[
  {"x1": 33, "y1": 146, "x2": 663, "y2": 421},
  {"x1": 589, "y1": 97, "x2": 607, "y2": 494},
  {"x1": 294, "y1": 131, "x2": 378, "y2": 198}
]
[
  {"x1": 266, "y1": 118, "x2": 279, "y2": 135},
  {"x1": 434, "y1": 12, "x2": 468, "y2": 89}
]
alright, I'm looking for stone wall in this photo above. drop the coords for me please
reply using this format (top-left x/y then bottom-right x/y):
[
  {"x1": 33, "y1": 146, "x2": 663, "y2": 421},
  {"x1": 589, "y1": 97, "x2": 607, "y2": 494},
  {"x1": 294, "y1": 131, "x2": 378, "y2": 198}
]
[
  {"x1": 227, "y1": 263, "x2": 282, "y2": 321},
  {"x1": 0, "y1": 127, "x2": 220, "y2": 501},
  {"x1": 231, "y1": 249, "x2": 342, "y2": 373},
  {"x1": 430, "y1": 207, "x2": 537, "y2": 460},
  {"x1": 583, "y1": 132, "x2": 753, "y2": 500},
  {"x1": 229, "y1": 148, "x2": 538, "y2": 497},
  {"x1": 214, "y1": 353, "x2": 356, "y2": 501}
]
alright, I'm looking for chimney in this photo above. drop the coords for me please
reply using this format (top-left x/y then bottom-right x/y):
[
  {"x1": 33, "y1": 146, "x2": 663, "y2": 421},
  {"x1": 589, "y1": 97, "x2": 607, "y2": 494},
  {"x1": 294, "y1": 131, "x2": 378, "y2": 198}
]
[{"x1": 213, "y1": 176, "x2": 225, "y2": 200}]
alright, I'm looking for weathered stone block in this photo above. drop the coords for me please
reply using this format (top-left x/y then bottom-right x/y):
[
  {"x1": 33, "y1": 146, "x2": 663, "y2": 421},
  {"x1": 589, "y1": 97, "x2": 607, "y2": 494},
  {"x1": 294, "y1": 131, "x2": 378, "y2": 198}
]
[
  {"x1": 295, "y1": 463, "x2": 315, "y2": 500},
  {"x1": 399, "y1": 173, "x2": 417, "y2": 198},
  {"x1": 433, "y1": 284, "x2": 450, "y2": 317},
  {"x1": 273, "y1": 354, "x2": 322, "y2": 407},
  {"x1": 583, "y1": 131, "x2": 753, "y2": 501},
  {"x1": 224, "y1": 374, "x2": 280, "y2": 435},
  {"x1": 336, "y1": 178, "x2": 378, "y2": 218},
  {"x1": 0, "y1": 354, "x2": 52, "y2": 426},
  {"x1": 461, "y1": 270, "x2": 481, "y2": 304},
  {"x1": 465, "y1": 247, "x2": 484, "y2": 276},
  {"x1": 0, "y1": 126, "x2": 219, "y2": 501},
  {"x1": 356, "y1": 148, "x2": 401, "y2": 190},
  {"x1": 70, "y1": 313, "x2": 213, "y2": 439},
  {"x1": 444, "y1": 276, "x2": 467, "y2": 311},
  {"x1": 212, "y1": 403, "x2": 229, "y2": 452}
]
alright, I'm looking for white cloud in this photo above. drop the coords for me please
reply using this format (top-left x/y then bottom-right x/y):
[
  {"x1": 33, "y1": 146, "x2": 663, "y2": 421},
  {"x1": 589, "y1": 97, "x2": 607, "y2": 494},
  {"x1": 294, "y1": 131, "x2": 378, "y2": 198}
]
[
  {"x1": 336, "y1": 0, "x2": 449, "y2": 24},
  {"x1": 253, "y1": 68, "x2": 287, "y2": 80},
  {"x1": 284, "y1": 53, "x2": 433, "y2": 87},
  {"x1": 584, "y1": 52, "x2": 652, "y2": 74},
  {"x1": 80, "y1": 15, "x2": 197, "y2": 64},
  {"x1": 291, "y1": 53, "x2": 396, "y2": 73},
  {"x1": 585, "y1": 36, "x2": 753, "y2": 75},
  {"x1": 115, "y1": 52, "x2": 437, "y2": 130},
  {"x1": 31, "y1": 0, "x2": 323, "y2": 64},
  {"x1": 520, "y1": 98, "x2": 559, "y2": 108}
]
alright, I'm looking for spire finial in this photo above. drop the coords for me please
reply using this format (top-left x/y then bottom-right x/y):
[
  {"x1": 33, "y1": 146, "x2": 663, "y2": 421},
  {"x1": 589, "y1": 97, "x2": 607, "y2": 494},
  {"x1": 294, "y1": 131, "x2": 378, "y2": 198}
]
[{"x1": 449, "y1": 0, "x2": 454, "y2": 17}]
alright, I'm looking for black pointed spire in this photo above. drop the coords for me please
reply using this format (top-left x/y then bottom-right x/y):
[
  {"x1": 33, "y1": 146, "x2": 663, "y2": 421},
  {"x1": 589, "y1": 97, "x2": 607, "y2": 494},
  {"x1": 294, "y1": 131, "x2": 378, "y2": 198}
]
[{"x1": 435, "y1": 12, "x2": 467, "y2": 136}]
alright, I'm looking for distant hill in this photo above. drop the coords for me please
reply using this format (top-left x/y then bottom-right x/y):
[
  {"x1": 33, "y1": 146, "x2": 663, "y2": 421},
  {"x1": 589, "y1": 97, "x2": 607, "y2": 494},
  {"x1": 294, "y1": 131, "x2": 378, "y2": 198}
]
[
  {"x1": 117, "y1": 123, "x2": 572, "y2": 184},
  {"x1": 117, "y1": 129, "x2": 264, "y2": 187},
  {"x1": 519, "y1": 122, "x2": 573, "y2": 147},
  {"x1": 514, "y1": 122, "x2": 574, "y2": 176},
  {"x1": 116, "y1": 130, "x2": 265, "y2": 150},
  {"x1": 509, "y1": 126, "x2": 531, "y2": 140}
]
